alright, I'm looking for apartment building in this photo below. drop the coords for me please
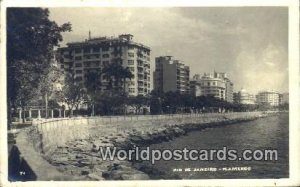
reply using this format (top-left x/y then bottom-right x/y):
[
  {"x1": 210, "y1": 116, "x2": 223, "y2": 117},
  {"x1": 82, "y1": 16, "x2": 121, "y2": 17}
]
[
  {"x1": 279, "y1": 92, "x2": 289, "y2": 105},
  {"x1": 154, "y1": 56, "x2": 190, "y2": 94},
  {"x1": 56, "y1": 34, "x2": 151, "y2": 96},
  {"x1": 200, "y1": 72, "x2": 226, "y2": 100},
  {"x1": 190, "y1": 74, "x2": 202, "y2": 97},
  {"x1": 190, "y1": 72, "x2": 234, "y2": 102},
  {"x1": 233, "y1": 89, "x2": 255, "y2": 105},
  {"x1": 256, "y1": 91, "x2": 280, "y2": 106}
]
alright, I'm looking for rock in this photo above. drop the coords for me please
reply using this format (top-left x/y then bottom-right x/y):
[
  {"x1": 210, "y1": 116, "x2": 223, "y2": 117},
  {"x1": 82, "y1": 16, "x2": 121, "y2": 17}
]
[
  {"x1": 121, "y1": 173, "x2": 150, "y2": 180},
  {"x1": 51, "y1": 157, "x2": 69, "y2": 166},
  {"x1": 72, "y1": 147, "x2": 83, "y2": 152},
  {"x1": 102, "y1": 170, "x2": 123, "y2": 180},
  {"x1": 87, "y1": 173, "x2": 104, "y2": 180},
  {"x1": 140, "y1": 134, "x2": 151, "y2": 142},
  {"x1": 81, "y1": 170, "x2": 89, "y2": 175},
  {"x1": 76, "y1": 160, "x2": 90, "y2": 167},
  {"x1": 129, "y1": 135, "x2": 142, "y2": 143},
  {"x1": 75, "y1": 155, "x2": 84, "y2": 159}
]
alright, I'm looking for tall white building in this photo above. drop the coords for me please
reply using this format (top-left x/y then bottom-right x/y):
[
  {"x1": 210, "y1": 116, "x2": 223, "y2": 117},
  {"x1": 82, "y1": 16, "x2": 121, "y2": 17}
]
[
  {"x1": 256, "y1": 91, "x2": 280, "y2": 106},
  {"x1": 190, "y1": 72, "x2": 233, "y2": 102},
  {"x1": 56, "y1": 34, "x2": 151, "y2": 96},
  {"x1": 233, "y1": 89, "x2": 255, "y2": 105}
]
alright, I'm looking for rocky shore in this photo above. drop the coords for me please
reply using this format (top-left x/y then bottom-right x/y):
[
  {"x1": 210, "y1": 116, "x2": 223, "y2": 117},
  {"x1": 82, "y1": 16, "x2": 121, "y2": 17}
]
[{"x1": 23, "y1": 112, "x2": 278, "y2": 180}]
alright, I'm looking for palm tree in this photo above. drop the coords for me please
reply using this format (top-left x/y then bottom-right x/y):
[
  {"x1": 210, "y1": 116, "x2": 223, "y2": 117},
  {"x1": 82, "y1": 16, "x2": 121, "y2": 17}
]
[{"x1": 103, "y1": 62, "x2": 133, "y2": 95}]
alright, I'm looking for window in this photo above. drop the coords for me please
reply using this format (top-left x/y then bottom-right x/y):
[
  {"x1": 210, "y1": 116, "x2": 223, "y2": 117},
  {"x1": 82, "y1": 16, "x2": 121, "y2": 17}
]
[
  {"x1": 137, "y1": 60, "x2": 143, "y2": 66},
  {"x1": 84, "y1": 61, "x2": 91, "y2": 67},
  {"x1": 102, "y1": 54, "x2": 110, "y2": 58},
  {"x1": 64, "y1": 54, "x2": 70, "y2": 58},
  {"x1": 129, "y1": 67, "x2": 135, "y2": 72},
  {"x1": 128, "y1": 60, "x2": 134, "y2": 65},
  {"x1": 128, "y1": 52, "x2": 134, "y2": 57},
  {"x1": 75, "y1": 63, "x2": 82, "y2": 67},
  {"x1": 102, "y1": 47, "x2": 110, "y2": 52},
  {"x1": 128, "y1": 46, "x2": 134, "y2": 50},
  {"x1": 75, "y1": 56, "x2": 82, "y2": 60},
  {"x1": 103, "y1": 61, "x2": 109, "y2": 66},
  {"x1": 76, "y1": 70, "x2": 83, "y2": 74},
  {"x1": 129, "y1": 88, "x2": 135, "y2": 93},
  {"x1": 129, "y1": 81, "x2": 135, "y2": 86},
  {"x1": 84, "y1": 48, "x2": 91, "y2": 53},
  {"x1": 60, "y1": 65, "x2": 64, "y2": 69},
  {"x1": 93, "y1": 47, "x2": 100, "y2": 52},
  {"x1": 75, "y1": 49, "x2": 82, "y2": 53},
  {"x1": 95, "y1": 61, "x2": 100, "y2": 66}
]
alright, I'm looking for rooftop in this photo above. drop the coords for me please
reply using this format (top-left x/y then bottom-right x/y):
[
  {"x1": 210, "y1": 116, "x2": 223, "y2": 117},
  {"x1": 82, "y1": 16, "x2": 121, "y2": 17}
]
[{"x1": 64, "y1": 34, "x2": 150, "y2": 50}]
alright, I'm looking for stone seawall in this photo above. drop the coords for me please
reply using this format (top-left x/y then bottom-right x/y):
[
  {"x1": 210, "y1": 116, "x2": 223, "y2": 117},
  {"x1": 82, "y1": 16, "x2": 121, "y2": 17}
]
[{"x1": 16, "y1": 111, "x2": 278, "y2": 180}]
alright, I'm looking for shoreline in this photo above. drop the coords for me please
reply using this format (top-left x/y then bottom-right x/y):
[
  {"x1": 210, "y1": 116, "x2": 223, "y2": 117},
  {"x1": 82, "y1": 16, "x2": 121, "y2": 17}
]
[
  {"x1": 14, "y1": 112, "x2": 282, "y2": 180},
  {"x1": 102, "y1": 114, "x2": 272, "y2": 180}
]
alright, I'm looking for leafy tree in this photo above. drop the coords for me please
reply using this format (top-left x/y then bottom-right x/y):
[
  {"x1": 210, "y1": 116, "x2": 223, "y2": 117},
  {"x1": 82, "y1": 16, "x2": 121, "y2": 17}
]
[
  {"x1": 127, "y1": 95, "x2": 149, "y2": 114},
  {"x1": 7, "y1": 8, "x2": 71, "y2": 125},
  {"x1": 38, "y1": 62, "x2": 63, "y2": 118},
  {"x1": 60, "y1": 72, "x2": 85, "y2": 117},
  {"x1": 149, "y1": 91, "x2": 162, "y2": 115},
  {"x1": 94, "y1": 93, "x2": 127, "y2": 115},
  {"x1": 84, "y1": 69, "x2": 102, "y2": 116}
]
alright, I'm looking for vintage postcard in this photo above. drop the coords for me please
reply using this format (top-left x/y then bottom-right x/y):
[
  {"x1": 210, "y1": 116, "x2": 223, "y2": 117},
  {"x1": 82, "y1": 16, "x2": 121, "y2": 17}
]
[{"x1": 0, "y1": 0, "x2": 299, "y2": 186}]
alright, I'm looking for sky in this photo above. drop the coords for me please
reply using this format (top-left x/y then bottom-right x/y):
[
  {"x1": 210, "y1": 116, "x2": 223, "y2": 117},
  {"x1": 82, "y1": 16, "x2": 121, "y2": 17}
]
[{"x1": 49, "y1": 7, "x2": 288, "y2": 94}]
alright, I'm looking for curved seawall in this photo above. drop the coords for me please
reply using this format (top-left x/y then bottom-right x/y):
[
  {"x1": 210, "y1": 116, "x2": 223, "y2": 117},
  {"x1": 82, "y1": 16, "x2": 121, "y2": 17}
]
[{"x1": 14, "y1": 112, "x2": 279, "y2": 180}]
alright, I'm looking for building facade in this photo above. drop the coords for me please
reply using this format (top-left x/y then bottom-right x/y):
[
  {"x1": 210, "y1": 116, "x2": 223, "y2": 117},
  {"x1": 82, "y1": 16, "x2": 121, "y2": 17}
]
[
  {"x1": 200, "y1": 72, "x2": 226, "y2": 100},
  {"x1": 233, "y1": 89, "x2": 255, "y2": 105},
  {"x1": 256, "y1": 91, "x2": 280, "y2": 106},
  {"x1": 56, "y1": 34, "x2": 151, "y2": 96},
  {"x1": 190, "y1": 74, "x2": 202, "y2": 97},
  {"x1": 190, "y1": 72, "x2": 233, "y2": 102},
  {"x1": 154, "y1": 56, "x2": 190, "y2": 94},
  {"x1": 279, "y1": 92, "x2": 289, "y2": 105}
]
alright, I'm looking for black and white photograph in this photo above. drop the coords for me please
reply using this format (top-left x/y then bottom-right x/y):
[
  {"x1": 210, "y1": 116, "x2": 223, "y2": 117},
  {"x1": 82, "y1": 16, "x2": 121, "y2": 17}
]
[{"x1": 1, "y1": 0, "x2": 299, "y2": 186}]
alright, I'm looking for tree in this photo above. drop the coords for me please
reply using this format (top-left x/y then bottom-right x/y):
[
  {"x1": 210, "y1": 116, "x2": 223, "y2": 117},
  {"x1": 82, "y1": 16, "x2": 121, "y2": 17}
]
[
  {"x1": 60, "y1": 72, "x2": 85, "y2": 117},
  {"x1": 94, "y1": 93, "x2": 127, "y2": 115},
  {"x1": 84, "y1": 69, "x2": 102, "y2": 116},
  {"x1": 102, "y1": 62, "x2": 133, "y2": 95},
  {"x1": 148, "y1": 91, "x2": 162, "y2": 115},
  {"x1": 38, "y1": 62, "x2": 63, "y2": 118},
  {"x1": 7, "y1": 8, "x2": 71, "y2": 126},
  {"x1": 127, "y1": 95, "x2": 148, "y2": 114}
]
